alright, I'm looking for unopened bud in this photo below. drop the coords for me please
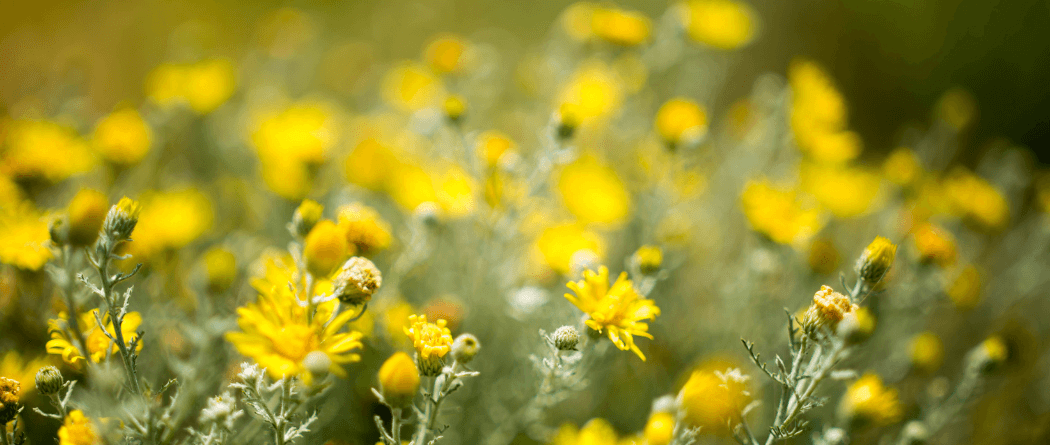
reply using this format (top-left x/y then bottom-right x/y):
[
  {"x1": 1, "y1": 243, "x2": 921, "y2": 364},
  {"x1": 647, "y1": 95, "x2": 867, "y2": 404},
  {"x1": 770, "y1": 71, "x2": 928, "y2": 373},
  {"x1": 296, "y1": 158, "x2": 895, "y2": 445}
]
[
  {"x1": 551, "y1": 326, "x2": 580, "y2": 351},
  {"x1": 452, "y1": 334, "x2": 480, "y2": 364},
  {"x1": 102, "y1": 197, "x2": 141, "y2": 241},
  {"x1": 855, "y1": 236, "x2": 896, "y2": 285},
  {"x1": 35, "y1": 366, "x2": 64, "y2": 396},
  {"x1": 291, "y1": 199, "x2": 324, "y2": 239},
  {"x1": 378, "y1": 352, "x2": 420, "y2": 406}
]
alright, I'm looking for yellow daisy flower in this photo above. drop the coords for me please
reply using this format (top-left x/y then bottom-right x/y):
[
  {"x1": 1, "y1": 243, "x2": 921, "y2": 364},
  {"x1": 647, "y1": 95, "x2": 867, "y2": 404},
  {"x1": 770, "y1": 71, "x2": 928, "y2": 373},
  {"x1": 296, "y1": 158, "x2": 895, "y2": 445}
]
[
  {"x1": 564, "y1": 266, "x2": 660, "y2": 360},
  {"x1": 46, "y1": 309, "x2": 143, "y2": 367},
  {"x1": 0, "y1": 351, "x2": 50, "y2": 395},
  {"x1": 0, "y1": 200, "x2": 53, "y2": 270},
  {"x1": 58, "y1": 409, "x2": 99, "y2": 445}
]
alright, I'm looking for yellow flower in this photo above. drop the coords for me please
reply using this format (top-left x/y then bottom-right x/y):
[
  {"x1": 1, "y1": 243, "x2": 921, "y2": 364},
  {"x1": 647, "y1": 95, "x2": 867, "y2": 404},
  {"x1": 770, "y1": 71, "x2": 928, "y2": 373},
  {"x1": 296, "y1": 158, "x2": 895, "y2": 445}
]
[
  {"x1": 855, "y1": 236, "x2": 896, "y2": 284},
  {"x1": 203, "y1": 247, "x2": 237, "y2": 293},
  {"x1": 437, "y1": 166, "x2": 477, "y2": 218},
  {"x1": 561, "y1": 3, "x2": 599, "y2": 42},
  {"x1": 443, "y1": 95, "x2": 467, "y2": 122},
  {"x1": 46, "y1": 309, "x2": 143, "y2": 367},
  {"x1": 345, "y1": 138, "x2": 398, "y2": 191},
  {"x1": 740, "y1": 178, "x2": 825, "y2": 245},
  {"x1": 404, "y1": 315, "x2": 453, "y2": 360},
  {"x1": 839, "y1": 373, "x2": 902, "y2": 427},
  {"x1": 425, "y1": 34, "x2": 470, "y2": 74},
  {"x1": 388, "y1": 162, "x2": 438, "y2": 212},
  {"x1": 803, "y1": 285, "x2": 857, "y2": 330},
  {"x1": 632, "y1": 245, "x2": 663, "y2": 274},
  {"x1": 942, "y1": 168, "x2": 1010, "y2": 231},
  {"x1": 798, "y1": 162, "x2": 882, "y2": 219},
  {"x1": 0, "y1": 351, "x2": 49, "y2": 395},
  {"x1": 0, "y1": 376, "x2": 19, "y2": 424},
  {"x1": 382, "y1": 62, "x2": 445, "y2": 111},
  {"x1": 378, "y1": 352, "x2": 420, "y2": 406},
  {"x1": 557, "y1": 156, "x2": 631, "y2": 227},
  {"x1": 146, "y1": 59, "x2": 236, "y2": 114},
  {"x1": 789, "y1": 59, "x2": 860, "y2": 164},
  {"x1": 536, "y1": 223, "x2": 605, "y2": 275},
  {"x1": 655, "y1": 98, "x2": 708, "y2": 146},
  {"x1": 565, "y1": 266, "x2": 660, "y2": 360},
  {"x1": 92, "y1": 107, "x2": 152, "y2": 166},
  {"x1": 883, "y1": 147, "x2": 922, "y2": 186},
  {"x1": 2, "y1": 120, "x2": 96, "y2": 182},
  {"x1": 551, "y1": 418, "x2": 619, "y2": 445},
  {"x1": 558, "y1": 60, "x2": 624, "y2": 123},
  {"x1": 678, "y1": 364, "x2": 751, "y2": 431},
  {"x1": 476, "y1": 131, "x2": 516, "y2": 169},
  {"x1": 66, "y1": 189, "x2": 108, "y2": 247},
  {"x1": 226, "y1": 271, "x2": 363, "y2": 385},
  {"x1": 58, "y1": 410, "x2": 99, "y2": 445},
  {"x1": 946, "y1": 265, "x2": 982, "y2": 310},
  {"x1": 644, "y1": 412, "x2": 675, "y2": 445},
  {"x1": 681, "y1": 0, "x2": 758, "y2": 50},
  {"x1": 980, "y1": 336, "x2": 1008, "y2": 365},
  {"x1": 591, "y1": 7, "x2": 651, "y2": 46},
  {"x1": 304, "y1": 220, "x2": 349, "y2": 277},
  {"x1": 0, "y1": 200, "x2": 53, "y2": 270},
  {"x1": 912, "y1": 223, "x2": 956, "y2": 267},
  {"x1": 129, "y1": 189, "x2": 214, "y2": 260},
  {"x1": 909, "y1": 332, "x2": 944, "y2": 374},
  {"x1": 337, "y1": 203, "x2": 393, "y2": 255},
  {"x1": 251, "y1": 101, "x2": 339, "y2": 199}
]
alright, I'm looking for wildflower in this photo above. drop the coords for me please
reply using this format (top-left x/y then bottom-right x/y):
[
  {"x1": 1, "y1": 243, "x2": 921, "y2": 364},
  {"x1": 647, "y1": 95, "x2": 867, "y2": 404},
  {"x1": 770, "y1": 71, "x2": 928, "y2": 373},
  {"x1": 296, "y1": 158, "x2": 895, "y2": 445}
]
[
  {"x1": 425, "y1": 34, "x2": 470, "y2": 74},
  {"x1": 632, "y1": 245, "x2": 663, "y2": 275},
  {"x1": 946, "y1": 265, "x2": 981, "y2": 310},
  {"x1": 655, "y1": 98, "x2": 708, "y2": 147},
  {"x1": 35, "y1": 366, "x2": 64, "y2": 396},
  {"x1": 337, "y1": 202, "x2": 392, "y2": 255},
  {"x1": 388, "y1": 163, "x2": 438, "y2": 213},
  {"x1": 382, "y1": 62, "x2": 445, "y2": 111},
  {"x1": 303, "y1": 220, "x2": 349, "y2": 277},
  {"x1": 808, "y1": 238, "x2": 840, "y2": 275},
  {"x1": 558, "y1": 60, "x2": 624, "y2": 123},
  {"x1": 551, "y1": 418, "x2": 619, "y2": 445},
  {"x1": 912, "y1": 223, "x2": 957, "y2": 267},
  {"x1": 855, "y1": 236, "x2": 896, "y2": 285},
  {"x1": 0, "y1": 352, "x2": 49, "y2": 395},
  {"x1": 534, "y1": 222, "x2": 604, "y2": 276},
  {"x1": 345, "y1": 138, "x2": 398, "y2": 191},
  {"x1": 451, "y1": 334, "x2": 480, "y2": 364},
  {"x1": 942, "y1": 168, "x2": 1010, "y2": 231},
  {"x1": 678, "y1": 365, "x2": 750, "y2": 430},
  {"x1": 883, "y1": 147, "x2": 922, "y2": 186},
  {"x1": 92, "y1": 107, "x2": 152, "y2": 166},
  {"x1": 331, "y1": 257, "x2": 382, "y2": 306},
  {"x1": 803, "y1": 285, "x2": 857, "y2": 330},
  {"x1": 591, "y1": 7, "x2": 651, "y2": 46},
  {"x1": 2, "y1": 119, "x2": 96, "y2": 182},
  {"x1": 291, "y1": 199, "x2": 324, "y2": 239},
  {"x1": 443, "y1": 95, "x2": 466, "y2": 123},
  {"x1": 66, "y1": 189, "x2": 108, "y2": 247},
  {"x1": 644, "y1": 412, "x2": 675, "y2": 445},
  {"x1": 436, "y1": 166, "x2": 477, "y2": 218},
  {"x1": 128, "y1": 189, "x2": 213, "y2": 260},
  {"x1": 225, "y1": 277, "x2": 364, "y2": 385},
  {"x1": 680, "y1": 0, "x2": 758, "y2": 50},
  {"x1": 799, "y1": 162, "x2": 883, "y2": 218},
  {"x1": 0, "y1": 376, "x2": 19, "y2": 424},
  {"x1": 555, "y1": 102, "x2": 581, "y2": 139},
  {"x1": 839, "y1": 373, "x2": 902, "y2": 427},
  {"x1": 740, "y1": 178, "x2": 825, "y2": 245},
  {"x1": 58, "y1": 410, "x2": 99, "y2": 445},
  {"x1": 47, "y1": 309, "x2": 143, "y2": 366},
  {"x1": 789, "y1": 59, "x2": 861, "y2": 164},
  {"x1": 203, "y1": 247, "x2": 237, "y2": 293},
  {"x1": 564, "y1": 266, "x2": 660, "y2": 360},
  {"x1": 378, "y1": 352, "x2": 420, "y2": 407},
  {"x1": 251, "y1": 101, "x2": 340, "y2": 199},
  {"x1": 0, "y1": 201, "x2": 54, "y2": 270},
  {"x1": 146, "y1": 59, "x2": 236, "y2": 114},
  {"x1": 557, "y1": 156, "x2": 631, "y2": 227},
  {"x1": 551, "y1": 326, "x2": 580, "y2": 351},
  {"x1": 404, "y1": 315, "x2": 453, "y2": 376},
  {"x1": 909, "y1": 332, "x2": 944, "y2": 374},
  {"x1": 103, "y1": 197, "x2": 141, "y2": 241},
  {"x1": 476, "y1": 131, "x2": 516, "y2": 170}
]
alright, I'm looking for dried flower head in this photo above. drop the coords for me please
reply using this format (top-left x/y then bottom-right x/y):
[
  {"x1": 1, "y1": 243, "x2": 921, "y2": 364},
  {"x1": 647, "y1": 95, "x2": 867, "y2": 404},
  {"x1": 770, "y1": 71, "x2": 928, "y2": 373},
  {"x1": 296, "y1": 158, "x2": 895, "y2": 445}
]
[
  {"x1": 855, "y1": 236, "x2": 896, "y2": 284},
  {"x1": 331, "y1": 256, "x2": 382, "y2": 306},
  {"x1": 565, "y1": 266, "x2": 660, "y2": 360},
  {"x1": 839, "y1": 373, "x2": 902, "y2": 427},
  {"x1": 803, "y1": 285, "x2": 857, "y2": 330},
  {"x1": 378, "y1": 352, "x2": 420, "y2": 406},
  {"x1": 35, "y1": 366, "x2": 64, "y2": 396},
  {"x1": 0, "y1": 376, "x2": 20, "y2": 424},
  {"x1": 103, "y1": 197, "x2": 141, "y2": 241}
]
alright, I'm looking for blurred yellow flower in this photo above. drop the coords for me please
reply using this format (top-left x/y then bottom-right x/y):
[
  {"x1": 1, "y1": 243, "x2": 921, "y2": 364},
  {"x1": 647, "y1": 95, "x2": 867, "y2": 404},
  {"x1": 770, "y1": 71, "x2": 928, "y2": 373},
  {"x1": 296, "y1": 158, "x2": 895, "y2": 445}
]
[
  {"x1": 943, "y1": 168, "x2": 1010, "y2": 231},
  {"x1": 388, "y1": 162, "x2": 438, "y2": 212},
  {"x1": 565, "y1": 266, "x2": 660, "y2": 360},
  {"x1": 679, "y1": 364, "x2": 751, "y2": 431},
  {"x1": 0, "y1": 351, "x2": 49, "y2": 395},
  {"x1": 839, "y1": 373, "x2": 902, "y2": 427},
  {"x1": 380, "y1": 299, "x2": 416, "y2": 348},
  {"x1": 591, "y1": 7, "x2": 651, "y2": 46},
  {"x1": 740, "y1": 178, "x2": 825, "y2": 245},
  {"x1": 558, "y1": 61, "x2": 624, "y2": 123},
  {"x1": 883, "y1": 147, "x2": 922, "y2": 186},
  {"x1": 681, "y1": 0, "x2": 758, "y2": 50},
  {"x1": 789, "y1": 59, "x2": 861, "y2": 164},
  {"x1": 561, "y1": 2, "x2": 599, "y2": 42},
  {"x1": 203, "y1": 247, "x2": 237, "y2": 293},
  {"x1": 437, "y1": 166, "x2": 477, "y2": 218},
  {"x1": 909, "y1": 332, "x2": 944, "y2": 374},
  {"x1": 303, "y1": 220, "x2": 348, "y2": 277},
  {"x1": 799, "y1": 161, "x2": 883, "y2": 218},
  {"x1": 66, "y1": 189, "x2": 108, "y2": 247},
  {"x1": 253, "y1": 102, "x2": 337, "y2": 166},
  {"x1": 655, "y1": 98, "x2": 708, "y2": 147},
  {"x1": 807, "y1": 238, "x2": 840, "y2": 275},
  {"x1": 146, "y1": 59, "x2": 236, "y2": 114},
  {"x1": 912, "y1": 222, "x2": 957, "y2": 267},
  {"x1": 92, "y1": 108, "x2": 152, "y2": 166},
  {"x1": 337, "y1": 202, "x2": 393, "y2": 255},
  {"x1": 644, "y1": 412, "x2": 675, "y2": 445},
  {"x1": 382, "y1": 62, "x2": 445, "y2": 111},
  {"x1": 551, "y1": 418, "x2": 619, "y2": 445},
  {"x1": 947, "y1": 264, "x2": 982, "y2": 310},
  {"x1": 476, "y1": 131, "x2": 516, "y2": 169},
  {"x1": 557, "y1": 156, "x2": 631, "y2": 227},
  {"x1": 536, "y1": 223, "x2": 605, "y2": 275},
  {"x1": 425, "y1": 34, "x2": 470, "y2": 74},
  {"x1": 46, "y1": 309, "x2": 143, "y2": 367},
  {"x1": 129, "y1": 189, "x2": 214, "y2": 260},
  {"x1": 58, "y1": 410, "x2": 99, "y2": 445},
  {"x1": 0, "y1": 201, "x2": 53, "y2": 270},
  {"x1": 345, "y1": 138, "x2": 398, "y2": 191},
  {"x1": 2, "y1": 120, "x2": 96, "y2": 182},
  {"x1": 378, "y1": 352, "x2": 420, "y2": 406}
]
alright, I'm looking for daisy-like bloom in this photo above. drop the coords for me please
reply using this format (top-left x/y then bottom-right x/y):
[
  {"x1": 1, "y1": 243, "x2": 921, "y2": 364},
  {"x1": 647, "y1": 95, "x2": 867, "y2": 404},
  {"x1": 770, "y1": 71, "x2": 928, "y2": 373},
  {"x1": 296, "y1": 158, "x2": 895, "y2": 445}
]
[
  {"x1": 839, "y1": 373, "x2": 902, "y2": 427},
  {"x1": 128, "y1": 189, "x2": 213, "y2": 260},
  {"x1": 337, "y1": 202, "x2": 392, "y2": 255},
  {"x1": 564, "y1": 266, "x2": 660, "y2": 360},
  {"x1": 404, "y1": 314, "x2": 453, "y2": 376},
  {"x1": 46, "y1": 309, "x2": 143, "y2": 367},
  {"x1": 58, "y1": 410, "x2": 99, "y2": 445},
  {"x1": 740, "y1": 178, "x2": 825, "y2": 246}
]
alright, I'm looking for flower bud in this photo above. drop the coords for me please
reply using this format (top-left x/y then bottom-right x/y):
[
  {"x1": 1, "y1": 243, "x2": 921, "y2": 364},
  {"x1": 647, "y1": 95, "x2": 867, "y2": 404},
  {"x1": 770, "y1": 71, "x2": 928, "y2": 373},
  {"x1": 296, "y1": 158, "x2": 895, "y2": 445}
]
[
  {"x1": 49, "y1": 217, "x2": 69, "y2": 246},
  {"x1": 839, "y1": 373, "x2": 902, "y2": 428},
  {"x1": 855, "y1": 236, "x2": 896, "y2": 285},
  {"x1": 632, "y1": 245, "x2": 663, "y2": 275},
  {"x1": 551, "y1": 326, "x2": 580, "y2": 351},
  {"x1": 103, "y1": 197, "x2": 141, "y2": 241},
  {"x1": 35, "y1": 366, "x2": 64, "y2": 396},
  {"x1": 378, "y1": 352, "x2": 420, "y2": 407},
  {"x1": 644, "y1": 412, "x2": 675, "y2": 445},
  {"x1": 555, "y1": 103, "x2": 580, "y2": 140},
  {"x1": 291, "y1": 199, "x2": 324, "y2": 239},
  {"x1": 67, "y1": 189, "x2": 108, "y2": 246},
  {"x1": 969, "y1": 336, "x2": 1008, "y2": 373},
  {"x1": 443, "y1": 95, "x2": 466, "y2": 124},
  {"x1": 0, "y1": 377, "x2": 21, "y2": 424},
  {"x1": 909, "y1": 332, "x2": 944, "y2": 374},
  {"x1": 303, "y1": 220, "x2": 348, "y2": 277},
  {"x1": 451, "y1": 334, "x2": 480, "y2": 364},
  {"x1": 417, "y1": 354, "x2": 445, "y2": 377},
  {"x1": 203, "y1": 247, "x2": 237, "y2": 293},
  {"x1": 331, "y1": 257, "x2": 382, "y2": 306},
  {"x1": 303, "y1": 351, "x2": 333, "y2": 380}
]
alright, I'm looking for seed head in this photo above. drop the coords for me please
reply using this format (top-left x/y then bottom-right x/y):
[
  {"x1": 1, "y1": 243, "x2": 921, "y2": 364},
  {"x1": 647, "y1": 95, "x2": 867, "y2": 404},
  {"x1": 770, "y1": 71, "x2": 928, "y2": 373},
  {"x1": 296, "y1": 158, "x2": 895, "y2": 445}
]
[
  {"x1": 331, "y1": 257, "x2": 382, "y2": 306},
  {"x1": 35, "y1": 366, "x2": 64, "y2": 396}
]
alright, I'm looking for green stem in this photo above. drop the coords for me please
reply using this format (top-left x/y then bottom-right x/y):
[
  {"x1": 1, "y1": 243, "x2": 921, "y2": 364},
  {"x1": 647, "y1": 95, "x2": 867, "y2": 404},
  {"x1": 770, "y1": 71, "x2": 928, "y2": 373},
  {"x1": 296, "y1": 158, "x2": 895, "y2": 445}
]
[
  {"x1": 95, "y1": 242, "x2": 143, "y2": 396},
  {"x1": 391, "y1": 408, "x2": 403, "y2": 445}
]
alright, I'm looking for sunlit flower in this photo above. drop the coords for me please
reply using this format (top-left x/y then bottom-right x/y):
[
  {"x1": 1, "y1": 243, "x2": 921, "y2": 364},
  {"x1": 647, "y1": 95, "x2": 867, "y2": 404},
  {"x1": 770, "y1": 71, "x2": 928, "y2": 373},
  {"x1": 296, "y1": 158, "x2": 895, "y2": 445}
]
[
  {"x1": 803, "y1": 285, "x2": 857, "y2": 330},
  {"x1": 2, "y1": 120, "x2": 96, "y2": 182},
  {"x1": 680, "y1": 0, "x2": 758, "y2": 50},
  {"x1": 558, "y1": 60, "x2": 624, "y2": 123},
  {"x1": 565, "y1": 266, "x2": 659, "y2": 360},
  {"x1": 146, "y1": 59, "x2": 236, "y2": 114},
  {"x1": 0, "y1": 376, "x2": 20, "y2": 425},
  {"x1": 388, "y1": 162, "x2": 438, "y2": 212},
  {"x1": 551, "y1": 418, "x2": 619, "y2": 445},
  {"x1": 58, "y1": 410, "x2": 99, "y2": 445},
  {"x1": 476, "y1": 131, "x2": 516, "y2": 169},
  {"x1": 799, "y1": 162, "x2": 883, "y2": 219},
  {"x1": 251, "y1": 101, "x2": 340, "y2": 199},
  {"x1": 740, "y1": 178, "x2": 825, "y2": 245},
  {"x1": 337, "y1": 203, "x2": 392, "y2": 255},
  {"x1": 425, "y1": 34, "x2": 471, "y2": 74},
  {"x1": 912, "y1": 222, "x2": 957, "y2": 267},
  {"x1": 655, "y1": 98, "x2": 708, "y2": 147},
  {"x1": 304, "y1": 220, "x2": 349, "y2": 277},
  {"x1": 382, "y1": 62, "x2": 445, "y2": 111},
  {"x1": 0, "y1": 201, "x2": 53, "y2": 270},
  {"x1": 378, "y1": 352, "x2": 419, "y2": 406},
  {"x1": 946, "y1": 264, "x2": 982, "y2": 310},
  {"x1": 0, "y1": 351, "x2": 49, "y2": 395},
  {"x1": 557, "y1": 156, "x2": 631, "y2": 227},
  {"x1": 92, "y1": 107, "x2": 152, "y2": 166},
  {"x1": 678, "y1": 362, "x2": 751, "y2": 430},
  {"x1": 839, "y1": 373, "x2": 902, "y2": 427},
  {"x1": 536, "y1": 223, "x2": 605, "y2": 275},
  {"x1": 855, "y1": 236, "x2": 896, "y2": 285},
  {"x1": 128, "y1": 189, "x2": 214, "y2": 260},
  {"x1": 46, "y1": 309, "x2": 143, "y2": 367},
  {"x1": 404, "y1": 314, "x2": 453, "y2": 375},
  {"x1": 591, "y1": 7, "x2": 651, "y2": 46}
]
